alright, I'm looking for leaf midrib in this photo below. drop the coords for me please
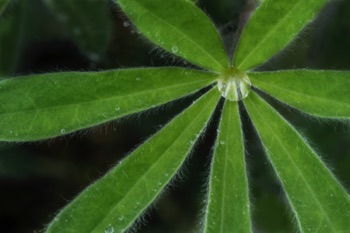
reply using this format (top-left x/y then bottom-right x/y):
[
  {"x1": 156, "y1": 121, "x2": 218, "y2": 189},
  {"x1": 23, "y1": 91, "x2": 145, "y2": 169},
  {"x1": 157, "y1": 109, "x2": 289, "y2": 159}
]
[
  {"x1": 0, "y1": 79, "x2": 213, "y2": 117},
  {"x1": 248, "y1": 99, "x2": 336, "y2": 232},
  {"x1": 128, "y1": 1, "x2": 226, "y2": 71},
  {"x1": 91, "y1": 89, "x2": 217, "y2": 232},
  {"x1": 253, "y1": 82, "x2": 350, "y2": 110},
  {"x1": 238, "y1": 1, "x2": 303, "y2": 69},
  {"x1": 219, "y1": 104, "x2": 230, "y2": 233}
]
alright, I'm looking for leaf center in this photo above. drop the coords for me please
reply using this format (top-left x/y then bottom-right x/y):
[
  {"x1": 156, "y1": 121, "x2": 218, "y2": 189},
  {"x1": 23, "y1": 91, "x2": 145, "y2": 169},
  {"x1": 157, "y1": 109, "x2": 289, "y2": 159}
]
[{"x1": 217, "y1": 68, "x2": 251, "y2": 101}]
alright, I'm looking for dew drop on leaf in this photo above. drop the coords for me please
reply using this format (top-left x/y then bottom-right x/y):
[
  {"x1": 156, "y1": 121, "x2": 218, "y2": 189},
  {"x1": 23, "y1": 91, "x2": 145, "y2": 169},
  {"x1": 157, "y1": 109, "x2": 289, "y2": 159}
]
[
  {"x1": 217, "y1": 68, "x2": 251, "y2": 102},
  {"x1": 60, "y1": 129, "x2": 66, "y2": 134},
  {"x1": 171, "y1": 46, "x2": 179, "y2": 53},
  {"x1": 105, "y1": 225, "x2": 114, "y2": 233}
]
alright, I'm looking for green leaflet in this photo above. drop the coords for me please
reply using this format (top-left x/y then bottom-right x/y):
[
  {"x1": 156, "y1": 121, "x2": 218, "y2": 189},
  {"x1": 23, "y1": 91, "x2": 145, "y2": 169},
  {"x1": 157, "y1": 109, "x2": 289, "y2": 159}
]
[
  {"x1": 46, "y1": 88, "x2": 221, "y2": 233},
  {"x1": 43, "y1": 0, "x2": 111, "y2": 59},
  {"x1": 0, "y1": 0, "x2": 9, "y2": 16},
  {"x1": 117, "y1": 0, "x2": 228, "y2": 72},
  {"x1": 244, "y1": 92, "x2": 350, "y2": 233},
  {"x1": 249, "y1": 70, "x2": 350, "y2": 119},
  {"x1": 204, "y1": 101, "x2": 252, "y2": 233},
  {"x1": 0, "y1": 68, "x2": 217, "y2": 141},
  {"x1": 234, "y1": 0, "x2": 328, "y2": 71}
]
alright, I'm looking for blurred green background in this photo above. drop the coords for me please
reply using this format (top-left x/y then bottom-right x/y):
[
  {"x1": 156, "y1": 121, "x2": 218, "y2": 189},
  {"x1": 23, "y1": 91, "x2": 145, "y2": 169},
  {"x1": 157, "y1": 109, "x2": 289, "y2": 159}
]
[{"x1": 0, "y1": 0, "x2": 349, "y2": 232}]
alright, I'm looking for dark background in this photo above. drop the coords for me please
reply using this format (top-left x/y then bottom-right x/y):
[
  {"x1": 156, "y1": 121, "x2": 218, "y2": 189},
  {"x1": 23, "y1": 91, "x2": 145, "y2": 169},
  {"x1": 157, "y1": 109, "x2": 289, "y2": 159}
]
[{"x1": 0, "y1": 0, "x2": 349, "y2": 232}]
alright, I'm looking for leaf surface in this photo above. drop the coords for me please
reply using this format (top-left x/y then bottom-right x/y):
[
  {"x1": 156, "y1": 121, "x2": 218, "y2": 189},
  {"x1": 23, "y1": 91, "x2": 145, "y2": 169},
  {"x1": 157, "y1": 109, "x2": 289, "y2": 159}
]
[
  {"x1": 204, "y1": 101, "x2": 252, "y2": 233},
  {"x1": 117, "y1": 0, "x2": 228, "y2": 72},
  {"x1": 244, "y1": 92, "x2": 350, "y2": 233},
  {"x1": 0, "y1": 68, "x2": 217, "y2": 141},
  {"x1": 46, "y1": 88, "x2": 221, "y2": 233},
  {"x1": 234, "y1": 0, "x2": 328, "y2": 71},
  {"x1": 250, "y1": 70, "x2": 350, "y2": 119}
]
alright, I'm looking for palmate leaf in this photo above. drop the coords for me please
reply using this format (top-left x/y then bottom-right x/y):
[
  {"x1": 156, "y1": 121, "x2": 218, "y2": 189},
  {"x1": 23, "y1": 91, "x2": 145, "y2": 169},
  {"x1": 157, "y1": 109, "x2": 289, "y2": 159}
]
[
  {"x1": 234, "y1": 0, "x2": 328, "y2": 71},
  {"x1": 249, "y1": 70, "x2": 350, "y2": 119},
  {"x1": 245, "y1": 92, "x2": 350, "y2": 233},
  {"x1": 0, "y1": 68, "x2": 217, "y2": 141},
  {"x1": 46, "y1": 88, "x2": 221, "y2": 233},
  {"x1": 204, "y1": 101, "x2": 252, "y2": 233},
  {"x1": 117, "y1": 0, "x2": 228, "y2": 72}
]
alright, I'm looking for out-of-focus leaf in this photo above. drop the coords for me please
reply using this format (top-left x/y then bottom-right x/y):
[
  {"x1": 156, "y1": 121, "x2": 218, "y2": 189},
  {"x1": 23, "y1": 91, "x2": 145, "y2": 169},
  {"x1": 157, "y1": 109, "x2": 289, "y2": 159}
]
[
  {"x1": 250, "y1": 70, "x2": 350, "y2": 119},
  {"x1": 0, "y1": 0, "x2": 9, "y2": 16},
  {"x1": 234, "y1": 0, "x2": 328, "y2": 71},
  {"x1": 0, "y1": 68, "x2": 217, "y2": 141},
  {"x1": 45, "y1": 88, "x2": 221, "y2": 233},
  {"x1": 244, "y1": 92, "x2": 350, "y2": 233},
  {"x1": 0, "y1": 0, "x2": 22, "y2": 75},
  {"x1": 204, "y1": 101, "x2": 252, "y2": 233},
  {"x1": 43, "y1": 0, "x2": 111, "y2": 59},
  {"x1": 118, "y1": 0, "x2": 228, "y2": 72}
]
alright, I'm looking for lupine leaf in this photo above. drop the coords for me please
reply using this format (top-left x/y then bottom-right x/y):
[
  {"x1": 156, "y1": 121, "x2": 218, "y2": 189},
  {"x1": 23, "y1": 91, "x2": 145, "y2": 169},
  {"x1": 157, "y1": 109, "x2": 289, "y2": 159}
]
[
  {"x1": 244, "y1": 92, "x2": 350, "y2": 233},
  {"x1": 45, "y1": 88, "x2": 221, "y2": 233},
  {"x1": 249, "y1": 70, "x2": 350, "y2": 119},
  {"x1": 204, "y1": 101, "x2": 252, "y2": 233},
  {"x1": 43, "y1": 0, "x2": 111, "y2": 59},
  {"x1": 117, "y1": 0, "x2": 228, "y2": 72},
  {"x1": 234, "y1": 0, "x2": 328, "y2": 71},
  {"x1": 0, "y1": 68, "x2": 217, "y2": 141}
]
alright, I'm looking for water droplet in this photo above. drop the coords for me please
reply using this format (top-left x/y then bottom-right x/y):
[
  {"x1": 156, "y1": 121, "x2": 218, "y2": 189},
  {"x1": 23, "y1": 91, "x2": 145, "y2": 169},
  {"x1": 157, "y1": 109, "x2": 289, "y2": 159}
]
[
  {"x1": 217, "y1": 68, "x2": 251, "y2": 102},
  {"x1": 136, "y1": 77, "x2": 140, "y2": 81},
  {"x1": 330, "y1": 193, "x2": 334, "y2": 197},
  {"x1": 115, "y1": 107, "x2": 120, "y2": 111},
  {"x1": 60, "y1": 129, "x2": 66, "y2": 134},
  {"x1": 165, "y1": 173, "x2": 169, "y2": 177},
  {"x1": 219, "y1": 140, "x2": 225, "y2": 145},
  {"x1": 171, "y1": 46, "x2": 178, "y2": 53},
  {"x1": 118, "y1": 216, "x2": 124, "y2": 221},
  {"x1": 105, "y1": 225, "x2": 114, "y2": 233},
  {"x1": 123, "y1": 21, "x2": 130, "y2": 27}
]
